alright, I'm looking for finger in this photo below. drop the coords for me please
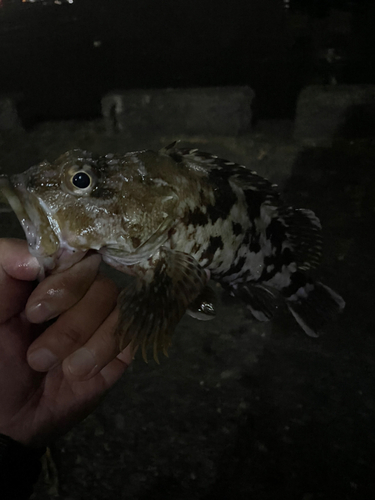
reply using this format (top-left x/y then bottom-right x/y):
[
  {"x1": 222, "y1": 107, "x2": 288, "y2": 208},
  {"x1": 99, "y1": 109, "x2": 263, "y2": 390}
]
[
  {"x1": 99, "y1": 345, "x2": 133, "y2": 386},
  {"x1": 69, "y1": 346, "x2": 133, "y2": 400},
  {"x1": 0, "y1": 239, "x2": 40, "y2": 322},
  {"x1": 62, "y1": 308, "x2": 121, "y2": 380},
  {"x1": 27, "y1": 274, "x2": 119, "y2": 371},
  {"x1": 25, "y1": 253, "x2": 102, "y2": 324},
  {"x1": 0, "y1": 239, "x2": 40, "y2": 281}
]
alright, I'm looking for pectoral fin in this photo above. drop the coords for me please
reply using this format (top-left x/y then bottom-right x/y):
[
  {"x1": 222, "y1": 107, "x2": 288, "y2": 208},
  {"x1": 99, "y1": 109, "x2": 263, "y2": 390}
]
[
  {"x1": 116, "y1": 247, "x2": 208, "y2": 362},
  {"x1": 186, "y1": 285, "x2": 217, "y2": 321}
]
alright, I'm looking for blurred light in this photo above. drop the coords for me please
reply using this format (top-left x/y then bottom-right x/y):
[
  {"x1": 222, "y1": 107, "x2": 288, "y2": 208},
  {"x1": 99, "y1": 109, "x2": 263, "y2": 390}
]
[{"x1": 21, "y1": 0, "x2": 74, "y2": 3}]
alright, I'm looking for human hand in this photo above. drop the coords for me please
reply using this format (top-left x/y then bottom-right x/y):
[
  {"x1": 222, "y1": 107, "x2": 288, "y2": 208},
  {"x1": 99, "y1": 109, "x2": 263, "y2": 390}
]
[{"x1": 0, "y1": 239, "x2": 131, "y2": 448}]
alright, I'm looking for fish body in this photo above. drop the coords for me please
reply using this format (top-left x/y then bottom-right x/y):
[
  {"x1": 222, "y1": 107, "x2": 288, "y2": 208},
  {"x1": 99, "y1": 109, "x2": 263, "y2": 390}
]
[{"x1": 0, "y1": 144, "x2": 345, "y2": 361}]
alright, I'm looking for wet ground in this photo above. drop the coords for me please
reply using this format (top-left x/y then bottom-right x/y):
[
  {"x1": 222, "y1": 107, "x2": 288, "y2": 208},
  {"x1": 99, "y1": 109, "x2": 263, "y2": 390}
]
[{"x1": 1, "y1": 121, "x2": 374, "y2": 499}]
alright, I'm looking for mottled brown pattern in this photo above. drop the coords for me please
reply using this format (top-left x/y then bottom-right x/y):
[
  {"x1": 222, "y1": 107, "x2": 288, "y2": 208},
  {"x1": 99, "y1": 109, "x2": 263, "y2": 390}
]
[{"x1": 0, "y1": 144, "x2": 344, "y2": 359}]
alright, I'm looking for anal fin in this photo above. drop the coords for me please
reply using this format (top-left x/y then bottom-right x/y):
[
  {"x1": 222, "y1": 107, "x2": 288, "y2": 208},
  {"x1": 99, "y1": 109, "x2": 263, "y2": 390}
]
[
  {"x1": 231, "y1": 283, "x2": 282, "y2": 322},
  {"x1": 286, "y1": 281, "x2": 345, "y2": 337}
]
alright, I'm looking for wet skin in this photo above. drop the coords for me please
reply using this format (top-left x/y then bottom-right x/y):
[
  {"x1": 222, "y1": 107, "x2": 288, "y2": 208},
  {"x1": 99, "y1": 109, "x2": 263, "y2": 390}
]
[{"x1": 0, "y1": 238, "x2": 132, "y2": 447}]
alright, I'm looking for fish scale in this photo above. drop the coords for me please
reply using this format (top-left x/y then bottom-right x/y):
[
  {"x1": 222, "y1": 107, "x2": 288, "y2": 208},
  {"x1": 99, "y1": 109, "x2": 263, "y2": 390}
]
[{"x1": 0, "y1": 144, "x2": 345, "y2": 361}]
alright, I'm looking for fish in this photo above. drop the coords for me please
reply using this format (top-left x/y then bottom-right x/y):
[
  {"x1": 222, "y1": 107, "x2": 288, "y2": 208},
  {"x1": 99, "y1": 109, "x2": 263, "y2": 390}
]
[{"x1": 0, "y1": 143, "x2": 345, "y2": 362}]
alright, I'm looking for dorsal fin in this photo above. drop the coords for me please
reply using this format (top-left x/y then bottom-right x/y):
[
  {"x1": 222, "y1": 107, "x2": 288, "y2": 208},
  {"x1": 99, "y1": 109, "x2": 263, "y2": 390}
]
[
  {"x1": 167, "y1": 147, "x2": 281, "y2": 206},
  {"x1": 279, "y1": 207, "x2": 322, "y2": 271}
]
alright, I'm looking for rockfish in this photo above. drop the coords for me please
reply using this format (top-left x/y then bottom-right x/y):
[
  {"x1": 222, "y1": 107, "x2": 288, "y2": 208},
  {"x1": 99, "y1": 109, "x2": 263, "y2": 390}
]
[{"x1": 0, "y1": 143, "x2": 345, "y2": 361}]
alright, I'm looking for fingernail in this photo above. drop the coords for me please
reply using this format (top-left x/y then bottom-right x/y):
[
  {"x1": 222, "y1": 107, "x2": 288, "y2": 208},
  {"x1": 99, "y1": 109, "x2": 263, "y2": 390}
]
[
  {"x1": 67, "y1": 348, "x2": 97, "y2": 378},
  {"x1": 27, "y1": 302, "x2": 54, "y2": 324},
  {"x1": 24, "y1": 256, "x2": 41, "y2": 278},
  {"x1": 28, "y1": 348, "x2": 59, "y2": 371}
]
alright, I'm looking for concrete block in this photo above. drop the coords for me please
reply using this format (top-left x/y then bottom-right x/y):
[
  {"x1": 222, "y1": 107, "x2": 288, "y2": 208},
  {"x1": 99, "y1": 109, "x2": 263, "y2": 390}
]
[
  {"x1": 294, "y1": 85, "x2": 375, "y2": 143},
  {"x1": 0, "y1": 95, "x2": 23, "y2": 131},
  {"x1": 102, "y1": 86, "x2": 254, "y2": 137}
]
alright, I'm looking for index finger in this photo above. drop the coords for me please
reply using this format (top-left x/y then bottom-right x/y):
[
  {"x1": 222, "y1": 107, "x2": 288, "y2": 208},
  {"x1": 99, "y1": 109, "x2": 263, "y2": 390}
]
[
  {"x1": 25, "y1": 253, "x2": 102, "y2": 324},
  {"x1": 0, "y1": 239, "x2": 40, "y2": 323}
]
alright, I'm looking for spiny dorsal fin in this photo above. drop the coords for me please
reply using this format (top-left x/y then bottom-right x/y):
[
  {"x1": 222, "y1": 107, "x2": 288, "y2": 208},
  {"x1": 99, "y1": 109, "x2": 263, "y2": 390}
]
[
  {"x1": 167, "y1": 148, "x2": 281, "y2": 208},
  {"x1": 159, "y1": 141, "x2": 179, "y2": 154}
]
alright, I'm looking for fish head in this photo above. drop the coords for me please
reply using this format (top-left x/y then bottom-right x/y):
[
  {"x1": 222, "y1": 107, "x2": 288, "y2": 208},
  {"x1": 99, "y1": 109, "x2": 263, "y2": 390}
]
[{"x1": 0, "y1": 149, "x2": 179, "y2": 275}]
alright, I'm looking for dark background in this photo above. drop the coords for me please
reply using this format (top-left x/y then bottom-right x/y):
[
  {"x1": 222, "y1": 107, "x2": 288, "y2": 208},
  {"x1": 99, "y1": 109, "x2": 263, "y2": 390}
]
[
  {"x1": 0, "y1": 0, "x2": 375, "y2": 124},
  {"x1": 1, "y1": 2, "x2": 375, "y2": 499}
]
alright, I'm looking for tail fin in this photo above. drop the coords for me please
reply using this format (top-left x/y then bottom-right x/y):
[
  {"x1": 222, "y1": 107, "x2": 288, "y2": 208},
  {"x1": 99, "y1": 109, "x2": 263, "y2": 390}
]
[{"x1": 286, "y1": 281, "x2": 345, "y2": 337}]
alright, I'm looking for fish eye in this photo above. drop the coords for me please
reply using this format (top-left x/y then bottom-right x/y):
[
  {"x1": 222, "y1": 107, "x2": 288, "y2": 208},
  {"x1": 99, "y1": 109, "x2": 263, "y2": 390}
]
[
  {"x1": 72, "y1": 171, "x2": 92, "y2": 189},
  {"x1": 64, "y1": 163, "x2": 96, "y2": 196}
]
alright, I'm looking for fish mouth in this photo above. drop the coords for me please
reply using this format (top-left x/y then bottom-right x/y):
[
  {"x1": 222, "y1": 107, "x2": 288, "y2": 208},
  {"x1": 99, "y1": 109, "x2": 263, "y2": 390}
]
[{"x1": 0, "y1": 175, "x2": 60, "y2": 272}]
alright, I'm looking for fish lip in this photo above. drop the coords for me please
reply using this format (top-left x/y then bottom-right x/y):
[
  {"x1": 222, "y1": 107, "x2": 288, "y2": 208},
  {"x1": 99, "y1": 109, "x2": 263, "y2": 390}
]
[{"x1": 0, "y1": 175, "x2": 59, "y2": 270}]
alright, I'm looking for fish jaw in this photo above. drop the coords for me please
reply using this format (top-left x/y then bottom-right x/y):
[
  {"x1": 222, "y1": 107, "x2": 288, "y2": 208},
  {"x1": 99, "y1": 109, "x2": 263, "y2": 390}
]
[{"x1": 0, "y1": 174, "x2": 86, "y2": 276}]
